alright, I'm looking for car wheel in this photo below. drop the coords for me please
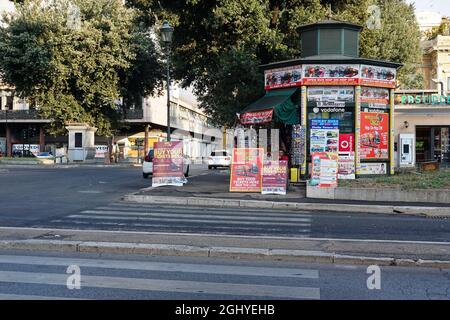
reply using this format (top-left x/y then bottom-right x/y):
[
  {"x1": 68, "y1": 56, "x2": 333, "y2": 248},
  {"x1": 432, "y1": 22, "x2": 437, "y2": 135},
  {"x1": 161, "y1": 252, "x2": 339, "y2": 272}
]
[
  {"x1": 143, "y1": 173, "x2": 149, "y2": 179},
  {"x1": 184, "y1": 165, "x2": 190, "y2": 177}
]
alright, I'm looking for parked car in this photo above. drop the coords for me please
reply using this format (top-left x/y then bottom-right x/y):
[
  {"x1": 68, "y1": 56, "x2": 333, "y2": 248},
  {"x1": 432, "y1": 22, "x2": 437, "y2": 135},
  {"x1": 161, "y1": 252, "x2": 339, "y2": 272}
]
[
  {"x1": 208, "y1": 150, "x2": 231, "y2": 169},
  {"x1": 35, "y1": 152, "x2": 54, "y2": 159},
  {"x1": 142, "y1": 149, "x2": 190, "y2": 179}
]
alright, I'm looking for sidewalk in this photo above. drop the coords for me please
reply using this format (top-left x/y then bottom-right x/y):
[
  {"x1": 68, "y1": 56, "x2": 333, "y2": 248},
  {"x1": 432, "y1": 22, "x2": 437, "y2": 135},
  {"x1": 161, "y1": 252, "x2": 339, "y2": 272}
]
[
  {"x1": 125, "y1": 170, "x2": 450, "y2": 217},
  {"x1": 1, "y1": 227, "x2": 450, "y2": 268}
]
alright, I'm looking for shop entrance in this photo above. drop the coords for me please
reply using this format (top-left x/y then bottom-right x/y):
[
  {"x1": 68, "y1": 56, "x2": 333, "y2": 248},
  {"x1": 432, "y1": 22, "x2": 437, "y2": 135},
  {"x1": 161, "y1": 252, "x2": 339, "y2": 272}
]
[{"x1": 416, "y1": 126, "x2": 450, "y2": 165}]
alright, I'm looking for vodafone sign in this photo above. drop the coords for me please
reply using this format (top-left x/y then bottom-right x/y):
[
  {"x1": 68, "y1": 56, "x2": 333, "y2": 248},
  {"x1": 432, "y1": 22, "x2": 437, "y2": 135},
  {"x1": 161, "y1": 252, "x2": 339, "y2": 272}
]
[{"x1": 339, "y1": 134, "x2": 354, "y2": 152}]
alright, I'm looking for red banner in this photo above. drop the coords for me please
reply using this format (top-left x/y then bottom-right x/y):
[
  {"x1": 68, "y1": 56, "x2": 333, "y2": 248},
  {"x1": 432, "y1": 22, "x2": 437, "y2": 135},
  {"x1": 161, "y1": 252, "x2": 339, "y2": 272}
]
[
  {"x1": 339, "y1": 133, "x2": 354, "y2": 152},
  {"x1": 240, "y1": 109, "x2": 273, "y2": 125},
  {"x1": 152, "y1": 141, "x2": 185, "y2": 187},
  {"x1": 359, "y1": 112, "x2": 389, "y2": 159},
  {"x1": 262, "y1": 160, "x2": 288, "y2": 195},
  {"x1": 230, "y1": 148, "x2": 264, "y2": 192}
]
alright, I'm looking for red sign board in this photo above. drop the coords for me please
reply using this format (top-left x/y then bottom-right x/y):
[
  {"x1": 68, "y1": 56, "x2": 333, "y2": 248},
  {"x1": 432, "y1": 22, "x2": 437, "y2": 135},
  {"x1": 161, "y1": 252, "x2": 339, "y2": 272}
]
[
  {"x1": 339, "y1": 134, "x2": 354, "y2": 153},
  {"x1": 230, "y1": 148, "x2": 264, "y2": 192},
  {"x1": 264, "y1": 66, "x2": 302, "y2": 90},
  {"x1": 261, "y1": 160, "x2": 288, "y2": 195},
  {"x1": 240, "y1": 109, "x2": 273, "y2": 125},
  {"x1": 359, "y1": 112, "x2": 389, "y2": 159},
  {"x1": 152, "y1": 141, "x2": 185, "y2": 187}
]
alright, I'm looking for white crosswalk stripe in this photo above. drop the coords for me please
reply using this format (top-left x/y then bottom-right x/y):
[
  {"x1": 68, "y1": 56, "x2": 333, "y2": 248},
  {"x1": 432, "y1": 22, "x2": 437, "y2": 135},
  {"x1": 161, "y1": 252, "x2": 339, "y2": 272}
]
[
  {"x1": 46, "y1": 203, "x2": 312, "y2": 237},
  {"x1": 0, "y1": 254, "x2": 321, "y2": 300}
]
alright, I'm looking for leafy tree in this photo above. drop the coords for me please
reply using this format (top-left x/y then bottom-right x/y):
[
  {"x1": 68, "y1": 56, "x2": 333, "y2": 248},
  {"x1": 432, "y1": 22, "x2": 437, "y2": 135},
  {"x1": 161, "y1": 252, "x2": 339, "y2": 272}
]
[
  {"x1": 424, "y1": 18, "x2": 450, "y2": 39},
  {"x1": 0, "y1": 0, "x2": 164, "y2": 136},
  {"x1": 129, "y1": 0, "x2": 424, "y2": 125}
]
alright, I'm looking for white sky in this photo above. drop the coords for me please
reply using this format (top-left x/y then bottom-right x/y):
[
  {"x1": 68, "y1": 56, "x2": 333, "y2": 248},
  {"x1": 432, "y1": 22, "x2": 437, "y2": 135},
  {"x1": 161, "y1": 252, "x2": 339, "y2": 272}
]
[
  {"x1": 406, "y1": 0, "x2": 450, "y2": 16},
  {"x1": 0, "y1": 1, "x2": 14, "y2": 13}
]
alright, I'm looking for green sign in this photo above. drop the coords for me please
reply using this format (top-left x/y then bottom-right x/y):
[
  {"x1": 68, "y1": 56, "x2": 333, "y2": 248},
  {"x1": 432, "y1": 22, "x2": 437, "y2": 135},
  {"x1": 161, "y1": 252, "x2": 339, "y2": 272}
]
[{"x1": 401, "y1": 95, "x2": 450, "y2": 105}]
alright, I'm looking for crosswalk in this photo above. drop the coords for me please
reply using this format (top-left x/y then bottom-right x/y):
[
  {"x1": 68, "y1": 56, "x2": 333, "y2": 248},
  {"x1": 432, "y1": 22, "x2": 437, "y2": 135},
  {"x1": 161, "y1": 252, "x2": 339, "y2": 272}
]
[
  {"x1": 38, "y1": 202, "x2": 313, "y2": 237},
  {"x1": 0, "y1": 253, "x2": 321, "y2": 299}
]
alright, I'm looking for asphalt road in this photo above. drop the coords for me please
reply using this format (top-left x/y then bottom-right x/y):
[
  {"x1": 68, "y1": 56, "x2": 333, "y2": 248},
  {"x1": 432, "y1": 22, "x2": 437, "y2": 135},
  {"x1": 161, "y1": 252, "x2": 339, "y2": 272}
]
[
  {"x1": 0, "y1": 249, "x2": 448, "y2": 300},
  {"x1": 0, "y1": 166, "x2": 450, "y2": 242}
]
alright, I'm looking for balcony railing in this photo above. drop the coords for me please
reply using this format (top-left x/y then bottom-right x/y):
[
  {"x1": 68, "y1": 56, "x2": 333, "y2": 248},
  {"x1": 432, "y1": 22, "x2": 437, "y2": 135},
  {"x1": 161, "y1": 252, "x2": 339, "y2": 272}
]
[
  {"x1": 0, "y1": 109, "x2": 42, "y2": 120},
  {"x1": 123, "y1": 108, "x2": 143, "y2": 120}
]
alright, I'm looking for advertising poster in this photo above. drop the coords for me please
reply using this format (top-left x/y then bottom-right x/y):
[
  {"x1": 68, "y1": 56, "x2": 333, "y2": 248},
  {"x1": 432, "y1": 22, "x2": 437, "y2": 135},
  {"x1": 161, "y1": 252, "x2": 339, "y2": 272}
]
[
  {"x1": 0, "y1": 137, "x2": 5, "y2": 156},
  {"x1": 240, "y1": 109, "x2": 274, "y2": 125},
  {"x1": 361, "y1": 87, "x2": 390, "y2": 113},
  {"x1": 303, "y1": 65, "x2": 359, "y2": 85},
  {"x1": 12, "y1": 144, "x2": 40, "y2": 156},
  {"x1": 264, "y1": 65, "x2": 302, "y2": 90},
  {"x1": 230, "y1": 148, "x2": 264, "y2": 192},
  {"x1": 360, "y1": 112, "x2": 389, "y2": 159},
  {"x1": 307, "y1": 86, "x2": 354, "y2": 102},
  {"x1": 291, "y1": 125, "x2": 305, "y2": 166},
  {"x1": 359, "y1": 163, "x2": 387, "y2": 175},
  {"x1": 338, "y1": 152, "x2": 355, "y2": 180},
  {"x1": 310, "y1": 152, "x2": 339, "y2": 187},
  {"x1": 94, "y1": 145, "x2": 108, "y2": 158},
  {"x1": 310, "y1": 119, "x2": 339, "y2": 153},
  {"x1": 262, "y1": 160, "x2": 288, "y2": 195},
  {"x1": 339, "y1": 133, "x2": 354, "y2": 153},
  {"x1": 152, "y1": 141, "x2": 186, "y2": 187},
  {"x1": 359, "y1": 65, "x2": 396, "y2": 88}
]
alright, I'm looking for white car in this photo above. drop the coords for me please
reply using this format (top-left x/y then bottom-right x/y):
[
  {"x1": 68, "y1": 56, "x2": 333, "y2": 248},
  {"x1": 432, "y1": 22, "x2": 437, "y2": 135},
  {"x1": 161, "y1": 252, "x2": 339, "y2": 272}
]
[
  {"x1": 142, "y1": 149, "x2": 190, "y2": 179},
  {"x1": 208, "y1": 150, "x2": 231, "y2": 169}
]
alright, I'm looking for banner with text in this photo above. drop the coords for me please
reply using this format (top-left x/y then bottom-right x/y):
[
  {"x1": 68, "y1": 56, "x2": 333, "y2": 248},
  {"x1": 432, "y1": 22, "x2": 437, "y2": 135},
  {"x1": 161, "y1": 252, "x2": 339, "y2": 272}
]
[
  {"x1": 359, "y1": 112, "x2": 389, "y2": 159},
  {"x1": 262, "y1": 160, "x2": 288, "y2": 195},
  {"x1": 152, "y1": 141, "x2": 186, "y2": 187},
  {"x1": 230, "y1": 148, "x2": 264, "y2": 192}
]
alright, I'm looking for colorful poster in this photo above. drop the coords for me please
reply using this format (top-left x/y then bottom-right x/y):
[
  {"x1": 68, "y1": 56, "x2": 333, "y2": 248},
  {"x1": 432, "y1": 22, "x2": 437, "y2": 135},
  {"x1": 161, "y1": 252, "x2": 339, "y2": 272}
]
[
  {"x1": 94, "y1": 145, "x2": 108, "y2": 158},
  {"x1": 359, "y1": 65, "x2": 396, "y2": 88},
  {"x1": 152, "y1": 141, "x2": 186, "y2": 187},
  {"x1": 264, "y1": 65, "x2": 302, "y2": 90},
  {"x1": 310, "y1": 152, "x2": 339, "y2": 187},
  {"x1": 291, "y1": 125, "x2": 305, "y2": 166},
  {"x1": 307, "y1": 86, "x2": 354, "y2": 102},
  {"x1": 240, "y1": 109, "x2": 274, "y2": 125},
  {"x1": 230, "y1": 148, "x2": 264, "y2": 192},
  {"x1": 12, "y1": 144, "x2": 40, "y2": 156},
  {"x1": 310, "y1": 119, "x2": 339, "y2": 153},
  {"x1": 262, "y1": 160, "x2": 288, "y2": 195},
  {"x1": 359, "y1": 163, "x2": 387, "y2": 175},
  {"x1": 339, "y1": 133, "x2": 354, "y2": 152},
  {"x1": 338, "y1": 152, "x2": 355, "y2": 180},
  {"x1": 360, "y1": 112, "x2": 389, "y2": 159},
  {"x1": 303, "y1": 65, "x2": 359, "y2": 85}
]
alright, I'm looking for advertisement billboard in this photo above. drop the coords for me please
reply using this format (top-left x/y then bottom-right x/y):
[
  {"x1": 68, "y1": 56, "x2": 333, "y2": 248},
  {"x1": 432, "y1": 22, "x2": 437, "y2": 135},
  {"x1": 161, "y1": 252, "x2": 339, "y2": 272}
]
[
  {"x1": 359, "y1": 65, "x2": 396, "y2": 88},
  {"x1": 303, "y1": 64, "x2": 360, "y2": 86},
  {"x1": 230, "y1": 148, "x2": 264, "y2": 192},
  {"x1": 152, "y1": 141, "x2": 186, "y2": 187},
  {"x1": 12, "y1": 144, "x2": 40, "y2": 157},
  {"x1": 310, "y1": 119, "x2": 339, "y2": 153},
  {"x1": 240, "y1": 109, "x2": 274, "y2": 125},
  {"x1": 359, "y1": 112, "x2": 389, "y2": 159},
  {"x1": 261, "y1": 160, "x2": 288, "y2": 195},
  {"x1": 310, "y1": 152, "x2": 339, "y2": 187},
  {"x1": 264, "y1": 65, "x2": 302, "y2": 90}
]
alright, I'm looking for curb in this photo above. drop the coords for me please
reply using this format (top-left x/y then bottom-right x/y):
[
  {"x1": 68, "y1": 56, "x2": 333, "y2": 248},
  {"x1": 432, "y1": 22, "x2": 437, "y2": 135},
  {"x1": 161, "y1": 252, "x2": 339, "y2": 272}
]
[
  {"x1": 123, "y1": 194, "x2": 450, "y2": 217},
  {"x1": 1, "y1": 239, "x2": 450, "y2": 268}
]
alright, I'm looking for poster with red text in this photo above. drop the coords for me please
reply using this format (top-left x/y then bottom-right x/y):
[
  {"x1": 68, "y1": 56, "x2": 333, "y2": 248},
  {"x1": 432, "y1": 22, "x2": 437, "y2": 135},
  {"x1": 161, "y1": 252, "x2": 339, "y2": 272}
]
[
  {"x1": 152, "y1": 141, "x2": 186, "y2": 187},
  {"x1": 230, "y1": 148, "x2": 264, "y2": 192},
  {"x1": 359, "y1": 112, "x2": 389, "y2": 159},
  {"x1": 262, "y1": 160, "x2": 288, "y2": 195},
  {"x1": 310, "y1": 152, "x2": 339, "y2": 188}
]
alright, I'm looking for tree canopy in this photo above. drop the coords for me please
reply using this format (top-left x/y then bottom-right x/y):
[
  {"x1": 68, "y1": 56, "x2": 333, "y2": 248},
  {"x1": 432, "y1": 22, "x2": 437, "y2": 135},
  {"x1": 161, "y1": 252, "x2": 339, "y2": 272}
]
[
  {"x1": 0, "y1": 0, "x2": 164, "y2": 136},
  {"x1": 129, "y1": 0, "x2": 424, "y2": 126}
]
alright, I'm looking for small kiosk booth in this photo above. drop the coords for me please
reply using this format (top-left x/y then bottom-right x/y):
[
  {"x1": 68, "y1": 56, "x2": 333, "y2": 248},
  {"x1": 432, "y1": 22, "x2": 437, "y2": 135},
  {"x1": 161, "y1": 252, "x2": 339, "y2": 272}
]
[{"x1": 239, "y1": 19, "x2": 402, "y2": 183}]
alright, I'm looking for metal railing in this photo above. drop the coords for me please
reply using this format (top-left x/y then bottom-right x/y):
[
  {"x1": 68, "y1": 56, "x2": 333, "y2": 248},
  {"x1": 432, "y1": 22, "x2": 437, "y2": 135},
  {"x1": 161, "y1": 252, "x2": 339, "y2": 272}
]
[{"x1": 0, "y1": 109, "x2": 41, "y2": 120}]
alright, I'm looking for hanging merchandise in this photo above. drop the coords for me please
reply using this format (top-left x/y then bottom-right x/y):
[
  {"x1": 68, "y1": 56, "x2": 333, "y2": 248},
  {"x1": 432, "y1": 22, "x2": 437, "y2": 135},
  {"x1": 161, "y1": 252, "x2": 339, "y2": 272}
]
[{"x1": 291, "y1": 124, "x2": 306, "y2": 166}]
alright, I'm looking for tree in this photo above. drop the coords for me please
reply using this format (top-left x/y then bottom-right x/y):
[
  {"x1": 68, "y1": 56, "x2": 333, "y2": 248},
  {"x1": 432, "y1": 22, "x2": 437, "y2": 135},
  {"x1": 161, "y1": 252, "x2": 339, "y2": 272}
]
[
  {"x1": 129, "y1": 0, "x2": 424, "y2": 125},
  {"x1": 0, "y1": 0, "x2": 164, "y2": 136}
]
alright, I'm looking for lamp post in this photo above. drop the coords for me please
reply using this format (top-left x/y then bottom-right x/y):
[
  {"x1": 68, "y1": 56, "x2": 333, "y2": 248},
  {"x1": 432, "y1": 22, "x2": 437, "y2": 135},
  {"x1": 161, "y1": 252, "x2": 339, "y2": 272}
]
[{"x1": 160, "y1": 20, "x2": 174, "y2": 142}]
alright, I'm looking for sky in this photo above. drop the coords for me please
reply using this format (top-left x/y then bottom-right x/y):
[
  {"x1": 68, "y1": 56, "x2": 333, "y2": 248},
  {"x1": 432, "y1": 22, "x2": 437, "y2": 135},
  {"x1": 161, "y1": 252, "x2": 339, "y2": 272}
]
[
  {"x1": 405, "y1": 0, "x2": 450, "y2": 16},
  {"x1": 0, "y1": 1, "x2": 14, "y2": 13}
]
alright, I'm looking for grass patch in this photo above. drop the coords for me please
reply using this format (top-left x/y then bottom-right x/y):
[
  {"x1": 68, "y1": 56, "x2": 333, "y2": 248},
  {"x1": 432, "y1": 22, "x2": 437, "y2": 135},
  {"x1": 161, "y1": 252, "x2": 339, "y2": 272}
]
[
  {"x1": 338, "y1": 169, "x2": 450, "y2": 190},
  {"x1": 0, "y1": 157, "x2": 40, "y2": 161}
]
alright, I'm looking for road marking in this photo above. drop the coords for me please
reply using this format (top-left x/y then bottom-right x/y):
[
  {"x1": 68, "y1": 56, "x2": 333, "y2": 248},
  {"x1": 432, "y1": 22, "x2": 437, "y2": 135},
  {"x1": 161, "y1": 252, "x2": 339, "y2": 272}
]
[
  {"x1": 0, "y1": 271, "x2": 320, "y2": 299},
  {"x1": 2, "y1": 226, "x2": 448, "y2": 245},
  {"x1": 0, "y1": 293, "x2": 82, "y2": 300},
  {"x1": 80, "y1": 210, "x2": 312, "y2": 223},
  {"x1": 49, "y1": 219, "x2": 312, "y2": 233},
  {"x1": 66, "y1": 214, "x2": 312, "y2": 227},
  {"x1": 0, "y1": 255, "x2": 319, "y2": 278}
]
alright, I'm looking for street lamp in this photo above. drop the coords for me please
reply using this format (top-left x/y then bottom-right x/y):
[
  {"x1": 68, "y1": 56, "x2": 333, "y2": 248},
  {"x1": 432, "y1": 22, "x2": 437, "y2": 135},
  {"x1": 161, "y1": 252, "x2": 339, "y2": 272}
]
[{"x1": 161, "y1": 20, "x2": 174, "y2": 141}]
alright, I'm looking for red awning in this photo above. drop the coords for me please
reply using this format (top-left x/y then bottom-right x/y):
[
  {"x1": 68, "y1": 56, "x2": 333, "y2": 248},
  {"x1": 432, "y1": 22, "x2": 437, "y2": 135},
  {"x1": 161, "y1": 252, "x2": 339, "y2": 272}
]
[{"x1": 240, "y1": 109, "x2": 274, "y2": 125}]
